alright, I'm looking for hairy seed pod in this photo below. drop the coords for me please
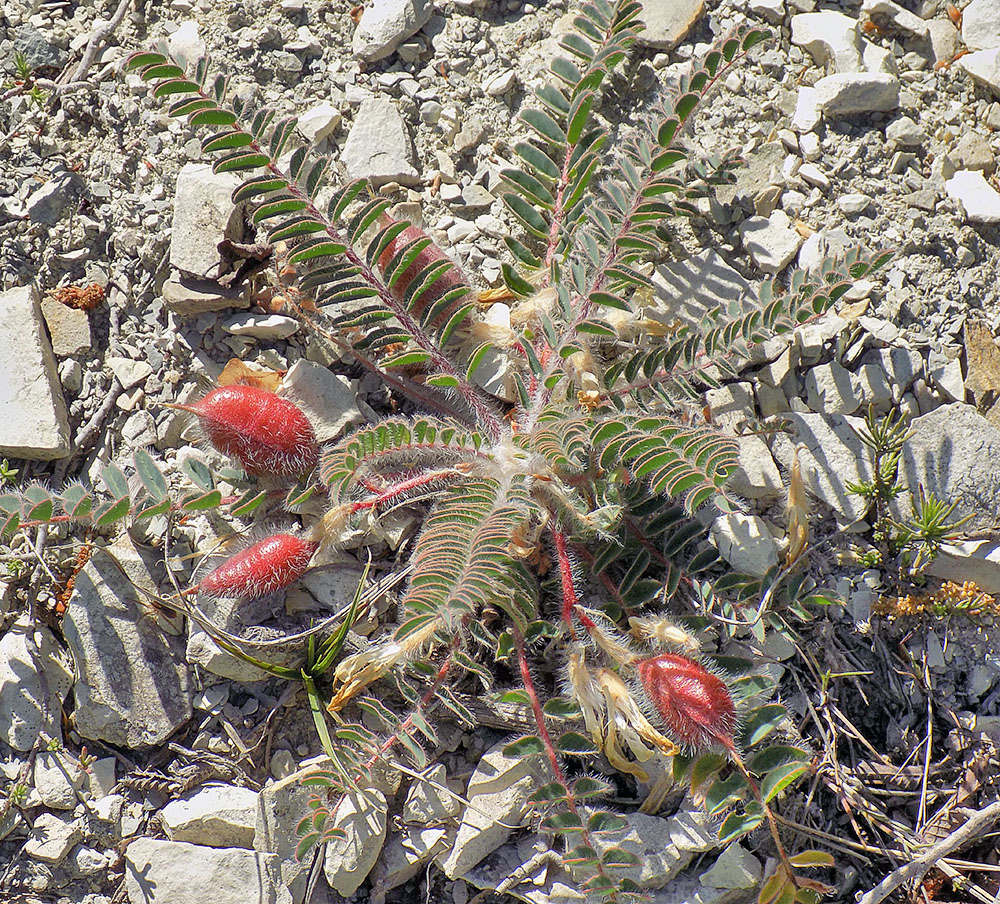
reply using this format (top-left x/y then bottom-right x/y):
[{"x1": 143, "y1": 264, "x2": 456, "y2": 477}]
[
  {"x1": 170, "y1": 385, "x2": 318, "y2": 477},
  {"x1": 635, "y1": 653, "x2": 737, "y2": 752},
  {"x1": 196, "y1": 533, "x2": 318, "y2": 599},
  {"x1": 376, "y1": 214, "x2": 471, "y2": 325}
]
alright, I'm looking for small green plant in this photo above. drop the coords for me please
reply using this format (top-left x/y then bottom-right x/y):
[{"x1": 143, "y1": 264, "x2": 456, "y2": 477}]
[
  {"x1": 3, "y1": 51, "x2": 48, "y2": 110},
  {"x1": 847, "y1": 406, "x2": 970, "y2": 581},
  {"x1": 0, "y1": 459, "x2": 19, "y2": 485}
]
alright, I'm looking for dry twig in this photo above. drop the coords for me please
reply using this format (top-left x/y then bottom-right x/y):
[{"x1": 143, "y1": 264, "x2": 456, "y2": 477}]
[{"x1": 856, "y1": 799, "x2": 1000, "y2": 904}]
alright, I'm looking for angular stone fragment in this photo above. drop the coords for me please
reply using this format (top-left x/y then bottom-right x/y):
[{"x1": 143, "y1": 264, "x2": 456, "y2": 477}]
[
  {"x1": 353, "y1": 0, "x2": 433, "y2": 61},
  {"x1": 254, "y1": 763, "x2": 321, "y2": 903},
  {"x1": 161, "y1": 785, "x2": 259, "y2": 848},
  {"x1": 278, "y1": 359, "x2": 364, "y2": 443},
  {"x1": 959, "y1": 48, "x2": 1000, "y2": 100},
  {"x1": 861, "y1": 0, "x2": 929, "y2": 40},
  {"x1": 341, "y1": 97, "x2": 419, "y2": 186},
  {"x1": 40, "y1": 294, "x2": 92, "y2": 357},
  {"x1": 62, "y1": 538, "x2": 192, "y2": 748},
  {"x1": 739, "y1": 210, "x2": 803, "y2": 273},
  {"x1": 771, "y1": 412, "x2": 875, "y2": 523},
  {"x1": 0, "y1": 616, "x2": 73, "y2": 750},
  {"x1": 791, "y1": 11, "x2": 863, "y2": 73},
  {"x1": 635, "y1": 0, "x2": 704, "y2": 50},
  {"x1": 814, "y1": 73, "x2": 899, "y2": 116},
  {"x1": 170, "y1": 164, "x2": 247, "y2": 279},
  {"x1": 945, "y1": 170, "x2": 1000, "y2": 223},
  {"x1": 296, "y1": 102, "x2": 342, "y2": 144},
  {"x1": 402, "y1": 763, "x2": 461, "y2": 825},
  {"x1": 711, "y1": 512, "x2": 779, "y2": 577},
  {"x1": 438, "y1": 740, "x2": 543, "y2": 879},
  {"x1": 323, "y1": 787, "x2": 388, "y2": 895},
  {"x1": 25, "y1": 813, "x2": 82, "y2": 864},
  {"x1": 162, "y1": 275, "x2": 250, "y2": 316},
  {"x1": 125, "y1": 837, "x2": 290, "y2": 904},
  {"x1": 963, "y1": 0, "x2": 1000, "y2": 51},
  {"x1": 896, "y1": 403, "x2": 1000, "y2": 532},
  {"x1": 0, "y1": 286, "x2": 71, "y2": 459}
]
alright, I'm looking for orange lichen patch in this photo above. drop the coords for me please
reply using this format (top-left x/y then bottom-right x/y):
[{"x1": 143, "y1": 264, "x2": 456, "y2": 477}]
[
  {"x1": 49, "y1": 283, "x2": 105, "y2": 311},
  {"x1": 874, "y1": 580, "x2": 998, "y2": 618}
]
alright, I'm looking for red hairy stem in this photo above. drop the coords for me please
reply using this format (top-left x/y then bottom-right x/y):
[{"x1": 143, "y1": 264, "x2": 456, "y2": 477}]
[
  {"x1": 635, "y1": 653, "x2": 738, "y2": 752},
  {"x1": 552, "y1": 529, "x2": 580, "y2": 639},
  {"x1": 350, "y1": 468, "x2": 456, "y2": 514},
  {"x1": 194, "y1": 532, "x2": 318, "y2": 599},
  {"x1": 513, "y1": 623, "x2": 568, "y2": 789},
  {"x1": 168, "y1": 385, "x2": 318, "y2": 478}
]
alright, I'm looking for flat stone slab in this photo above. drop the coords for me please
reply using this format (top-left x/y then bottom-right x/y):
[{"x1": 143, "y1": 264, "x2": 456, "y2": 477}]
[
  {"x1": 125, "y1": 837, "x2": 290, "y2": 904},
  {"x1": 635, "y1": 0, "x2": 704, "y2": 50},
  {"x1": 0, "y1": 616, "x2": 74, "y2": 751},
  {"x1": 770, "y1": 411, "x2": 875, "y2": 524},
  {"x1": 63, "y1": 538, "x2": 192, "y2": 749},
  {"x1": 0, "y1": 286, "x2": 71, "y2": 459},
  {"x1": 340, "y1": 96, "x2": 419, "y2": 186},
  {"x1": 170, "y1": 164, "x2": 247, "y2": 279},
  {"x1": 896, "y1": 403, "x2": 1000, "y2": 532}
]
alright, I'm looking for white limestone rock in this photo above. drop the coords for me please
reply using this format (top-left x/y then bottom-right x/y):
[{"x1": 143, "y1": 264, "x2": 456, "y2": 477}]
[
  {"x1": 861, "y1": 0, "x2": 929, "y2": 39},
  {"x1": 221, "y1": 313, "x2": 300, "y2": 340},
  {"x1": 162, "y1": 275, "x2": 249, "y2": 316},
  {"x1": 896, "y1": 403, "x2": 1000, "y2": 532},
  {"x1": 963, "y1": 0, "x2": 1000, "y2": 51},
  {"x1": 729, "y1": 434, "x2": 784, "y2": 501},
  {"x1": 402, "y1": 763, "x2": 461, "y2": 825},
  {"x1": 161, "y1": 784, "x2": 259, "y2": 848},
  {"x1": 814, "y1": 73, "x2": 900, "y2": 116},
  {"x1": 771, "y1": 412, "x2": 875, "y2": 523},
  {"x1": 635, "y1": 0, "x2": 704, "y2": 50},
  {"x1": 0, "y1": 616, "x2": 73, "y2": 750},
  {"x1": 792, "y1": 86, "x2": 822, "y2": 132},
  {"x1": 63, "y1": 538, "x2": 192, "y2": 748},
  {"x1": 791, "y1": 11, "x2": 863, "y2": 73},
  {"x1": 0, "y1": 286, "x2": 71, "y2": 459},
  {"x1": 739, "y1": 209, "x2": 803, "y2": 273},
  {"x1": 278, "y1": 359, "x2": 364, "y2": 443},
  {"x1": 711, "y1": 513, "x2": 780, "y2": 577},
  {"x1": 945, "y1": 170, "x2": 1000, "y2": 224},
  {"x1": 25, "y1": 813, "x2": 82, "y2": 864},
  {"x1": 804, "y1": 361, "x2": 862, "y2": 415},
  {"x1": 170, "y1": 164, "x2": 247, "y2": 279},
  {"x1": 340, "y1": 96, "x2": 419, "y2": 186},
  {"x1": 438, "y1": 740, "x2": 543, "y2": 879},
  {"x1": 296, "y1": 102, "x2": 342, "y2": 144},
  {"x1": 749, "y1": 0, "x2": 785, "y2": 25},
  {"x1": 323, "y1": 787, "x2": 388, "y2": 895},
  {"x1": 353, "y1": 0, "x2": 432, "y2": 62},
  {"x1": 33, "y1": 752, "x2": 85, "y2": 810},
  {"x1": 168, "y1": 20, "x2": 206, "y2": 66},
  {"x1": 959, "y1": 48, "x2": 1000, "y2": 99},
  {"x1": 125, "y1": 837, "x2": 290, "y2": 904}
]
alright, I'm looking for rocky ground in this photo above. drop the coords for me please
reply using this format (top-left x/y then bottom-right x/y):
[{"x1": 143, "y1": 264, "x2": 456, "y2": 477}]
[{"x1": 3, "y1": 0, "x2": 1000, "y2": 902}]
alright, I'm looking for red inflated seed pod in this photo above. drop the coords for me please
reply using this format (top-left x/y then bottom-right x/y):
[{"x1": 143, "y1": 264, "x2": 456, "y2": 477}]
[
  {"x1": 169, "y1": 385, "x2": 318, "y2": 478},
  {"x1": 635, "y1": 653, "x2": 738, "y2": 753},
  {"x1": 196, "y1": 533, "x2": 318, "y2": 599},
  {"x1": 375, "y1": 214, "x2": 471, "y2": 325}
]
